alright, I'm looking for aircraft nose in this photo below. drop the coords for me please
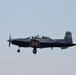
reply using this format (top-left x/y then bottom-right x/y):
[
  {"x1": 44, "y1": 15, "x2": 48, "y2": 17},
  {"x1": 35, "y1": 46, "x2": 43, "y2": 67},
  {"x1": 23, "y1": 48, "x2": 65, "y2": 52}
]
[
  {"x1": 7, "y1": 39, "x2": 12, "y2": 42},
  {"x1": 7, "y1": 39, "x2": 14, "y2": 42},
  {"x1": 7, "y1": 40, "x2": 10, "y2": 42},
  {"x1": 7, "y1": 39, "x2": 15, "y2": 47}
]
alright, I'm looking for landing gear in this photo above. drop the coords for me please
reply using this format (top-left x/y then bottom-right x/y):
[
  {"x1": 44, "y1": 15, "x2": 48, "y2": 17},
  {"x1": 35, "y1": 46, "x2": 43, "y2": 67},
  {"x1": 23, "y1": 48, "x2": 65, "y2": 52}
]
[
  {"x1": 33, "y1": 47, "x2": 37, "y2": 54},
  {"x1": 51, "y1": 47, "x2": 53, "y2": 49},
  {"x1": 17, "y1": 47, "x2": 20, "y2": 53}
]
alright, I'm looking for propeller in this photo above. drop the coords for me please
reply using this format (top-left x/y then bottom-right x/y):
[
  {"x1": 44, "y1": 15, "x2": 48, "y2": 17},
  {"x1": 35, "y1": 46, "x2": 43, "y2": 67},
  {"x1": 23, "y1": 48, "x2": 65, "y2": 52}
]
[{"x1": 7, "y1": 35, "x2": 11, "y2": 47}]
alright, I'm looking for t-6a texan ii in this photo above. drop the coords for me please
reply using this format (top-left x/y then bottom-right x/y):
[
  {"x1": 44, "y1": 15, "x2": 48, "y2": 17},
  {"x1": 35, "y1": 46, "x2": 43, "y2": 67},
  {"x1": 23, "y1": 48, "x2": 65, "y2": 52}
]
[{"x1": 7, "y1": 31, "x2": 76, "y2": 54}]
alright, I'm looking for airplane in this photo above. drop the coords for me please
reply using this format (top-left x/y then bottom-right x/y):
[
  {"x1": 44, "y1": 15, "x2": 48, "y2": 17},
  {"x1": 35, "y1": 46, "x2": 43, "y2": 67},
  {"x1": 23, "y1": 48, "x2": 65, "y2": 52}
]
[{"x1": 7, "y1": 31, "x2": 76, "y2": 54}]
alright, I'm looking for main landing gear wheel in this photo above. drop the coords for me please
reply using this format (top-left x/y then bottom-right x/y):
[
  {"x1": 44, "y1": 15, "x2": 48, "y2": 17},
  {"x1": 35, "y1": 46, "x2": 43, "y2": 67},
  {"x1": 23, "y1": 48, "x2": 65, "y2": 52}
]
[
  {"x1": 17, "y1": 49, "x2": 20, "y2": 53},
  {"x1": 33, "y1": 48, "x2": 37, "y2": 54}
]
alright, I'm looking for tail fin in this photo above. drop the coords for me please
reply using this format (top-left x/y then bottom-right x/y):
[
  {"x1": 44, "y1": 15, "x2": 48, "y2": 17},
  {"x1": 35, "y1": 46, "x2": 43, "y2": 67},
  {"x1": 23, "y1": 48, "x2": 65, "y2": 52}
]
[{"x1": 64, "y1": 31, "x2": 73, "y2": 43}]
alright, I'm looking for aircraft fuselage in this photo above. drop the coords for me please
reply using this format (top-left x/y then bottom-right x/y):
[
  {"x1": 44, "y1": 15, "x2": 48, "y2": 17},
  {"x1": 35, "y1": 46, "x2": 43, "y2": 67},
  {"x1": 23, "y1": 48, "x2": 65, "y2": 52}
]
[{"x1": 7, "y1": 31, "x2": 76, "y2": 54}]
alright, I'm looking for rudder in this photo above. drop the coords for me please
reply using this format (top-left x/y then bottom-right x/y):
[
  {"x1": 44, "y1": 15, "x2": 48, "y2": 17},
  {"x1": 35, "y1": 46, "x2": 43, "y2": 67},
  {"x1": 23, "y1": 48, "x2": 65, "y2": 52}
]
[{"x1": 64, "y1": 31, "x2": 73, "y2": 43}]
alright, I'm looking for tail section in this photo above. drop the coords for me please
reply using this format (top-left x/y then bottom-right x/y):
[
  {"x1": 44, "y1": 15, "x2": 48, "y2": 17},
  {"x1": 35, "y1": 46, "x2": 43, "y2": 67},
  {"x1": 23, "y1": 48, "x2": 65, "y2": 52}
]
[{"x1": 64, "y1": 31, "x2": 73, "y2": 43}]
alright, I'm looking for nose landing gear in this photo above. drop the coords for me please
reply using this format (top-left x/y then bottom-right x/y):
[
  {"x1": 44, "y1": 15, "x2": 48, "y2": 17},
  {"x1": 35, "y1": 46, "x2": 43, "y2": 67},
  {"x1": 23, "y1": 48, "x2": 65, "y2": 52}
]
[
  {"x1": 33, "y1": 47, "x2": 37, "y2": 54},
  {"x1": 17, "y1": 47, "x2": 20, "y2": 53}
]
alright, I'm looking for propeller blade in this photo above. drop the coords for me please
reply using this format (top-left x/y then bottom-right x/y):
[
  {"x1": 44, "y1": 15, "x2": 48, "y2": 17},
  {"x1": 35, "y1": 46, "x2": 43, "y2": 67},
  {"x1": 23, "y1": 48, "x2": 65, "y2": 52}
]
[
  {"x1": 9, "y1": 41, "x2": 11, "y2": 47},
  {"x1": 8, "y1": 35, "x2": 11, "y2": 47}
]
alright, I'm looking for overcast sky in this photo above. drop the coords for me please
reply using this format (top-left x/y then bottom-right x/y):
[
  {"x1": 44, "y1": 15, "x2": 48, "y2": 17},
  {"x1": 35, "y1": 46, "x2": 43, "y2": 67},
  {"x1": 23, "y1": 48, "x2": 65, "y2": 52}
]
[{"x1": 0, "y1": 0, "x2": 76, "y2": 75}]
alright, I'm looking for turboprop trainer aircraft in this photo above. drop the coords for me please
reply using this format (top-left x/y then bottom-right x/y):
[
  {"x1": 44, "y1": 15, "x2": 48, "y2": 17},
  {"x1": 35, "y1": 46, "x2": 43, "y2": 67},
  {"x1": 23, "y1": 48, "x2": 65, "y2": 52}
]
[{"x1": 7, "y1": 31, "x2": 76, "y2": 54}]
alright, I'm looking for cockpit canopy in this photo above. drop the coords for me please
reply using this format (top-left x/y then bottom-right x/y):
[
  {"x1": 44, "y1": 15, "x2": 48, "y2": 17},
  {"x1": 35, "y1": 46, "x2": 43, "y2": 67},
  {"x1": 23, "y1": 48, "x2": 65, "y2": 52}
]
[{"x1": 26, "y1": 35, "x2": 52, "y2": 40}]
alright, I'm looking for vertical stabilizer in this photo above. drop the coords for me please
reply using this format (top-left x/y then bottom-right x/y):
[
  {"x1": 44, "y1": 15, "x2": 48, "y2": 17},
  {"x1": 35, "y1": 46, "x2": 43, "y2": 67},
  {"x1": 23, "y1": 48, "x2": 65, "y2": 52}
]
[{"x1": 64, "y1": 31, "x2": 73, "y2": 43}]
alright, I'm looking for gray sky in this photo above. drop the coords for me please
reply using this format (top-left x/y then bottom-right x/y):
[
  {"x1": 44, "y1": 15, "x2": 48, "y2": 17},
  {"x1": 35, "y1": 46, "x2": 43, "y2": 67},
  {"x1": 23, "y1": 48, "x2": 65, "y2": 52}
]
[{"x1": 0, "y1": 0, "x2": 76, "y2": 75}]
